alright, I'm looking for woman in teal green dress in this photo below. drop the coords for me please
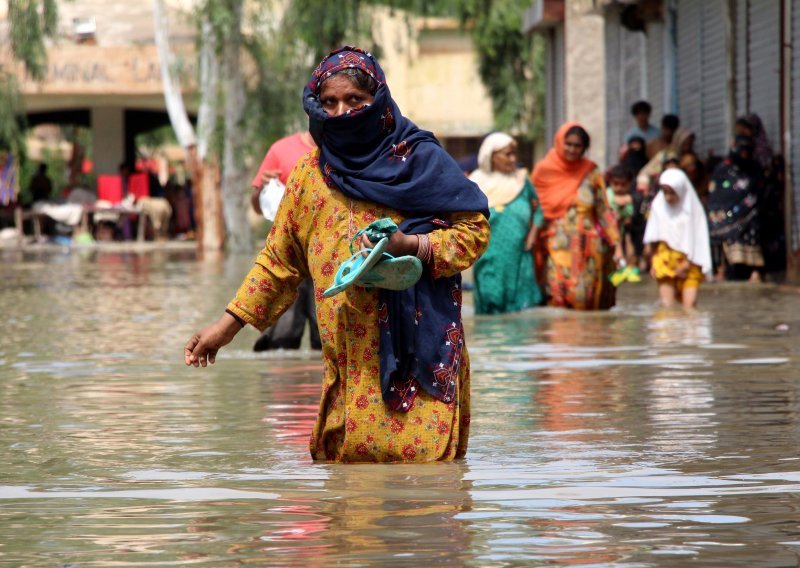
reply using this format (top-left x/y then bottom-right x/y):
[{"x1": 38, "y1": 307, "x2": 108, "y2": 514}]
[{"x1": 469, "y1": 133, "x2": 543, "y2": 314}]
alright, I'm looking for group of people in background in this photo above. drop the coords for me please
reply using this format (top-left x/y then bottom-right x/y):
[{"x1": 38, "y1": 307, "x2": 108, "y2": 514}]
[
  {"x1": 621, "y1": 101, "x2": 786, "y2": 284},
  {"x1": 244, "y1": 95, "x2": 790, "y2": 359},
  {"x1": 471, "y1": 122, "x2": 622, "y2": 315},
  {"x1": 470, "y1": 99, "x2": 787, "y2": 315}
]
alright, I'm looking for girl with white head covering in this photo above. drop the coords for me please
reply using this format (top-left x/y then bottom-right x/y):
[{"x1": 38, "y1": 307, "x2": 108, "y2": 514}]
[
  {"x1": 644, "y1": 168, "x2": 712, "y2": 309},
  {"x1": 469, "y1": 132, "x2": 544, "y2": 313}
]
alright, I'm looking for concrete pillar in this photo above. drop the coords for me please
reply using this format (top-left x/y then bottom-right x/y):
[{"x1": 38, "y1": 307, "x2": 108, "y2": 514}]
[
  {"x1": 564, "y1": 0, "x2": 607, "y2": 168},
  {"x1": 91, "y1": 107, "x2": 125, "y2": 175}
]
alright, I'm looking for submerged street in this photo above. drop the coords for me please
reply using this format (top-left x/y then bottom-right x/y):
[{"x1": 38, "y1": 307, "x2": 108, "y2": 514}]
[{"x1": 1, "y1": 249, "x2": 799, "y2": 566}]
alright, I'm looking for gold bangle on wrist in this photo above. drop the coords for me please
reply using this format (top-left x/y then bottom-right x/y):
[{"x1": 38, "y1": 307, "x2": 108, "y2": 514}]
[{"x1": 415, "y1": 233, "x2": 431, "y2": 263}]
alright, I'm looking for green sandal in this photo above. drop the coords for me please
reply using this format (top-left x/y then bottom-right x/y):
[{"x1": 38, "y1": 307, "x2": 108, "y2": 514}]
[
  {"x1": 322, "y1": 218, "x2": 397, "y2": 298},
  {"x1": 322, "y1": 240, "x2": 389, "y2": 297},
  {"x1": 358, "y1": 252, "x2": 423, "y2": 291}
]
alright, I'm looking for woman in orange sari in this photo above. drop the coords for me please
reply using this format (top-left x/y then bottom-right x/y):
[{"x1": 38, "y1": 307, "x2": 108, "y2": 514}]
[{"x1": 532, "y1": 122, "x2": 622, "y2": 310}]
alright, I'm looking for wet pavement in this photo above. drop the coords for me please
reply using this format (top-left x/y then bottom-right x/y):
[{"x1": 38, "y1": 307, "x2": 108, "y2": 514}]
[{"x1": 1, "y1": 249, "x2": 799, "y2": 566}]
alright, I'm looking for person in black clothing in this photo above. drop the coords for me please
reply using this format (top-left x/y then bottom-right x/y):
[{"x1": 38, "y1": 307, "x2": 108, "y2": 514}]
[
  {"x1": 29, "y1": 163, "x2": 53, "y2": 204},
  {"x1": 760, "y1": 155, "x2": 787, "y2": 276}
]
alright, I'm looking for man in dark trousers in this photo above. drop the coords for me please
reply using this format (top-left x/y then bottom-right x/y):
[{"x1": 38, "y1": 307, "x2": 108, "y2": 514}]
[{"x1": 250, "y1": 131, "x2": 321, "y2": 351}]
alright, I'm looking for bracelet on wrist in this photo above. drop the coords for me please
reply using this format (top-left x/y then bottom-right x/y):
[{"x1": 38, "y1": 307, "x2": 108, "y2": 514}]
[
  {"x1": 225, "y1": 308, "x2": 246, "y2": 328},
  {"x1": 415, "y1": 233, "x2": 432, "y2": 263}
]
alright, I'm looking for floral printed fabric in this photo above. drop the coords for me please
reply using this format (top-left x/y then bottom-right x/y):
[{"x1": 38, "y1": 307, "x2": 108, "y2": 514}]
[
  {"x1": 651, "y1": 242, "x2": 704, "y2": 291},
  {"x1": 540, "y1": 168, "x2": 620, "y2": 311},
  {"x1": 227, "y1": 150, "x2": 490, "y2": 462}
]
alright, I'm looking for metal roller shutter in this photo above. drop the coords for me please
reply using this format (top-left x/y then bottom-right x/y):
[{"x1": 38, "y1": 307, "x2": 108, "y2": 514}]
[
  {"x1": 605, "y1": 9, "x2": 622, "y2": 162},
  {"x1": 747, "y1": 0, "x2": 781, "y2": 148},
  {"x1": 676, "y1": 0, "x2": 701, "y2": 136},
  {"x1": 646, "y1": 20, "x2": 665, "y2": 116},
  {"x1": 621, "y1": 27, "x2": 646, "y2": 112},
  {"x1": 545, "y1": 25, "x2": 565, "y2": 145},
  {"x1": 792, "y1": 1, "x2": 800, "y2": 250},
  {"x1": 605, "y1": 7, "x2": 649, "y2": 163},
  {"x1": 553, "y1": 25, "x2": 565, "y2": 136},
  {"x1": 735, "y1": 0, "x2": 748, "y2": 113},
  {"x1": 699, "y1": 0, "x2": 729, "y2": 157}
]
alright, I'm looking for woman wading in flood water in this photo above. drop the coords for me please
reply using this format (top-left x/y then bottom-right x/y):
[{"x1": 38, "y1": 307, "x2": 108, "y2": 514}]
[{"x1": 184, "y1": 47, "x2": 490, "y2": 463}]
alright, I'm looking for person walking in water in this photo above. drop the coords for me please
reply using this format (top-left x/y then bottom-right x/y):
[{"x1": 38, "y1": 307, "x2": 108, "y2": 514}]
[
  {"x1": 644, "y1": 169, "x2": 712, "y2": 309},
  {"x1": 531, "y1": 122, "x2": 622, "y2": 310},
  {"x1": 249, "y1": 131, "x2": 321, "y2": 351},
  {"x1": 184, "y1": 47, "x2": 490, "y2": 463},
  {"x1": 469, "y1": 132, "x2": 543, "y2": 313},
  {"x1": 708, "y1": 135, "x2": 765, "y2": 283}
]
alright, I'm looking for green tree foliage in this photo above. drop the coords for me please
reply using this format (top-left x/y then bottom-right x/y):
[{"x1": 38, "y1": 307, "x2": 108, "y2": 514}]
[
  {"x1": 0, "y1": 75, "x2": 26, "y2": 155},
  {"x1": 186, "y1": 0, "x2": 543, "y2": 173},
  {"x1": 8, "y1": 0, "x2": 59, "y2": 80},
  {"x1": 283, "y1": 0, "x2": 373, "y2": 61},
  {"x1": 284, "y1": 0, "x2": 452, "y2": 61},
  {"x1": 453, "y1": 0, "x2": 544, "y2": 140},
  {"x1": 242, "y1": 35, "x2": 311, "y2": 156},
  {"x1": 2, "y1": 0, "x2": 59, "y2": 198},
  {"x1": 189, "y1": 0, "x2": 311, "y2": 169},
  {"x1": 282, "y1": 0, "x2": 544, "y2": 140}
]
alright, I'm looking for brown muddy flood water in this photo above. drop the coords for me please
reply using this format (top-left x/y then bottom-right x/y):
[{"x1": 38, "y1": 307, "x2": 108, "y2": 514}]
[{"x1": 1, "y1": 249, "x2": 800, "y2": 566}]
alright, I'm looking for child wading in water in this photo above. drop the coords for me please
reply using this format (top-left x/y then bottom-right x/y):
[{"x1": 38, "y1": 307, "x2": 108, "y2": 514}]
[
  {"x1": 607, "y1": 164, "x2": 645, "y2": 270},
  {"x1": 643, "y1": 169, "x2": 712, "y2": 309}
]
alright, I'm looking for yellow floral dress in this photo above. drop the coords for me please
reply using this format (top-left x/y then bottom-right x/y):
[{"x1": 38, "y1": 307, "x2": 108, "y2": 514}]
[
  {"x1": 651, "y1": 242, "x2": 704, "y2": 291},
  {"x1": 227, "y1": 150, "x2": 490, "y2": 462}
]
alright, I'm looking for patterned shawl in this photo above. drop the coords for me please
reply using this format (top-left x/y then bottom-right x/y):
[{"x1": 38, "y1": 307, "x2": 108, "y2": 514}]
[
  {"x1": 303, "y1": 46, "x2": 488, "y2": 217},
  {"x1": 708, "y1": 136, "x2": 762, "y2": 245},
  {"x1": 303, "y1": 47, "x2": 488, "y2": 412}
]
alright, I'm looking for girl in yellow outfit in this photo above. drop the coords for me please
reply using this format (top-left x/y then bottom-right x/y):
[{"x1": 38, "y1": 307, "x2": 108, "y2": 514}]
[
  {"x1": 644, "y1": 169, "x2": 712, "y2": 309},
  {"x1": 184, "y1": 47, "x2": 490, "y2": 463}
]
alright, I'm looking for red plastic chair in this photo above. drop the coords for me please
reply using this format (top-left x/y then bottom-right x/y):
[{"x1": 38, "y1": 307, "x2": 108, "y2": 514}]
[{"x1": 97, "y1": 175, "x2": 123, "y2": 204}]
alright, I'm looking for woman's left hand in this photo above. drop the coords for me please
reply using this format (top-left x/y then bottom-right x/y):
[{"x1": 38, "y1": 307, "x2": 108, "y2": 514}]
[{"x1": 359, "y1": 230, "x2": 418, "y2": 257}]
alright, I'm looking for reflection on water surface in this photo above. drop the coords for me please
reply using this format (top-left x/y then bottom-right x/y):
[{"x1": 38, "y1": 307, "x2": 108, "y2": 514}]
[{"x1": 1, "y1": 250, "x2": 799, "y2": 566}]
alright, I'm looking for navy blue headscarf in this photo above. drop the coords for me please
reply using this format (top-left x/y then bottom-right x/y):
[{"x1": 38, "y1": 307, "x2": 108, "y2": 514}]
[
  {"x1": 303, "y1": 46, "x2": 488, "y2": 412},
  {"x1": 303, "y1": 46, "x2": 488, "y2": 217}
]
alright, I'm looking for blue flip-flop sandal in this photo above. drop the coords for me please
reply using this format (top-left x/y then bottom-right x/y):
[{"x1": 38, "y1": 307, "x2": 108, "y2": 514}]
[
  {"x1": 323, "y1": 237, "x2": 389, "y2": 297},
  {"x1": 357, "y1": 252, "x2": 423, "y2": 291}
]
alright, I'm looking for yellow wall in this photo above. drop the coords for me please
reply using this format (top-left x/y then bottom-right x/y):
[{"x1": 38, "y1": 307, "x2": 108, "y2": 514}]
[{"x1": 365, "y1": 9, "x2": 494, "y2": 138}]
